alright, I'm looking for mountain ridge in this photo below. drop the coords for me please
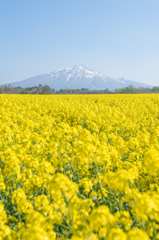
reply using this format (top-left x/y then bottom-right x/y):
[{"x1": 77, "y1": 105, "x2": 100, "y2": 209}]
[{"x1": 4, "y1": 65, "x2": 152, "y2": 90}]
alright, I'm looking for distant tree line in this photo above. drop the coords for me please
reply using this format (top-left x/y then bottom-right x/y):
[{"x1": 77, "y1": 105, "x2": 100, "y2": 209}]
[
  {"x1": 0, "y1": 85, "x2": 112, "y2": 94},
  {"x1": 0, "y1": 84, "x2": 55, "y2": 94},
  {"x1": 0, "y1": 84, "x2": 159, "y2": 94},
  {"x1": 114, "y1": 85, "x2": 159, "y2": 94}
]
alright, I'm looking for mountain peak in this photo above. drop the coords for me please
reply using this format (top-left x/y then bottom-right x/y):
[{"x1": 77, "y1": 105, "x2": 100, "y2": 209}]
[{"x1": 73, "y1": 65, "x2": 85, "y2": 70}]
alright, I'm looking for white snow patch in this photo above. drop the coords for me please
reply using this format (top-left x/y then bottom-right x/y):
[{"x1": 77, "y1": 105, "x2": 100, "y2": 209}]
[
  {"x1": 85, "y1": 69, "x2": 97, "y2": 75},
  {"x1": 55, "y1": 67, "x2": 72, "y2": 73},
  {"x1": 75, "y1": 65, "x2": 85, "y2": 70},
  {"x1": 85, "y1": 74, "x2": 94, "y2": 78},
  {"x1": 67, "y1": 74, "x2": 72, "y2": 81}
]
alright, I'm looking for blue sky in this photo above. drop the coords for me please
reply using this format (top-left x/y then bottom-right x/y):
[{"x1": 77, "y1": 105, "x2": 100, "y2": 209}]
[{"x1": 0, "y1": 0, "x2": 159, "y2": 86}]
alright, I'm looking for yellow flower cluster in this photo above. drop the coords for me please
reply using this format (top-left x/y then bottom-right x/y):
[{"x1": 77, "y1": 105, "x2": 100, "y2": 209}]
[{"x1": 0, "y1": 94, "x2": 159, "y2": 239}]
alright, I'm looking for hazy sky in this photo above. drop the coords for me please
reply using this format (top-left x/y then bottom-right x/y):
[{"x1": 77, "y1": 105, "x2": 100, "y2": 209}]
[{"x1": 1, "y1": 0, "x2": 159, "y2": 86}]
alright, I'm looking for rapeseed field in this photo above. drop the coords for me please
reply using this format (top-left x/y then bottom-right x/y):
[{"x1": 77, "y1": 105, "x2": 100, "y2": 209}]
[{"x1": 0, "y1": 94, "x2": 159, "y2": 240}]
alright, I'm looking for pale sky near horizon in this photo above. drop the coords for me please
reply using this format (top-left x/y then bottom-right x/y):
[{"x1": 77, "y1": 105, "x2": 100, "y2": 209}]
[{"x1": 0, "y1": 0, "x2": 159, "y2": 86}]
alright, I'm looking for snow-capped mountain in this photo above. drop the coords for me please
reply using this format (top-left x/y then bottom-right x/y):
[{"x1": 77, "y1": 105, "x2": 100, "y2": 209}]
[{"x1": 5, "y1": 65, "x2": 152, "y2": 90}]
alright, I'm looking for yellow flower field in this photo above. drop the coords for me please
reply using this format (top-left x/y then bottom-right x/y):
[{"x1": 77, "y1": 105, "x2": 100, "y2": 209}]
[{"x1": 0, "y1": 94, "x2": 159, "y2": 240}]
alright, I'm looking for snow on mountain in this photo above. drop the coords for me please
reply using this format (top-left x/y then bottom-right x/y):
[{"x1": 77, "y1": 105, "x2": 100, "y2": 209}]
[{"x1": 5, "y1": 65, "x2": 152, "y2": 90}]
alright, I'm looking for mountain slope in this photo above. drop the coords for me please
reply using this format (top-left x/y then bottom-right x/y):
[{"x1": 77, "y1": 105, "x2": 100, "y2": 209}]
[{"x1": 5, "y1": 65, "x2": 152, "y2": 90}]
